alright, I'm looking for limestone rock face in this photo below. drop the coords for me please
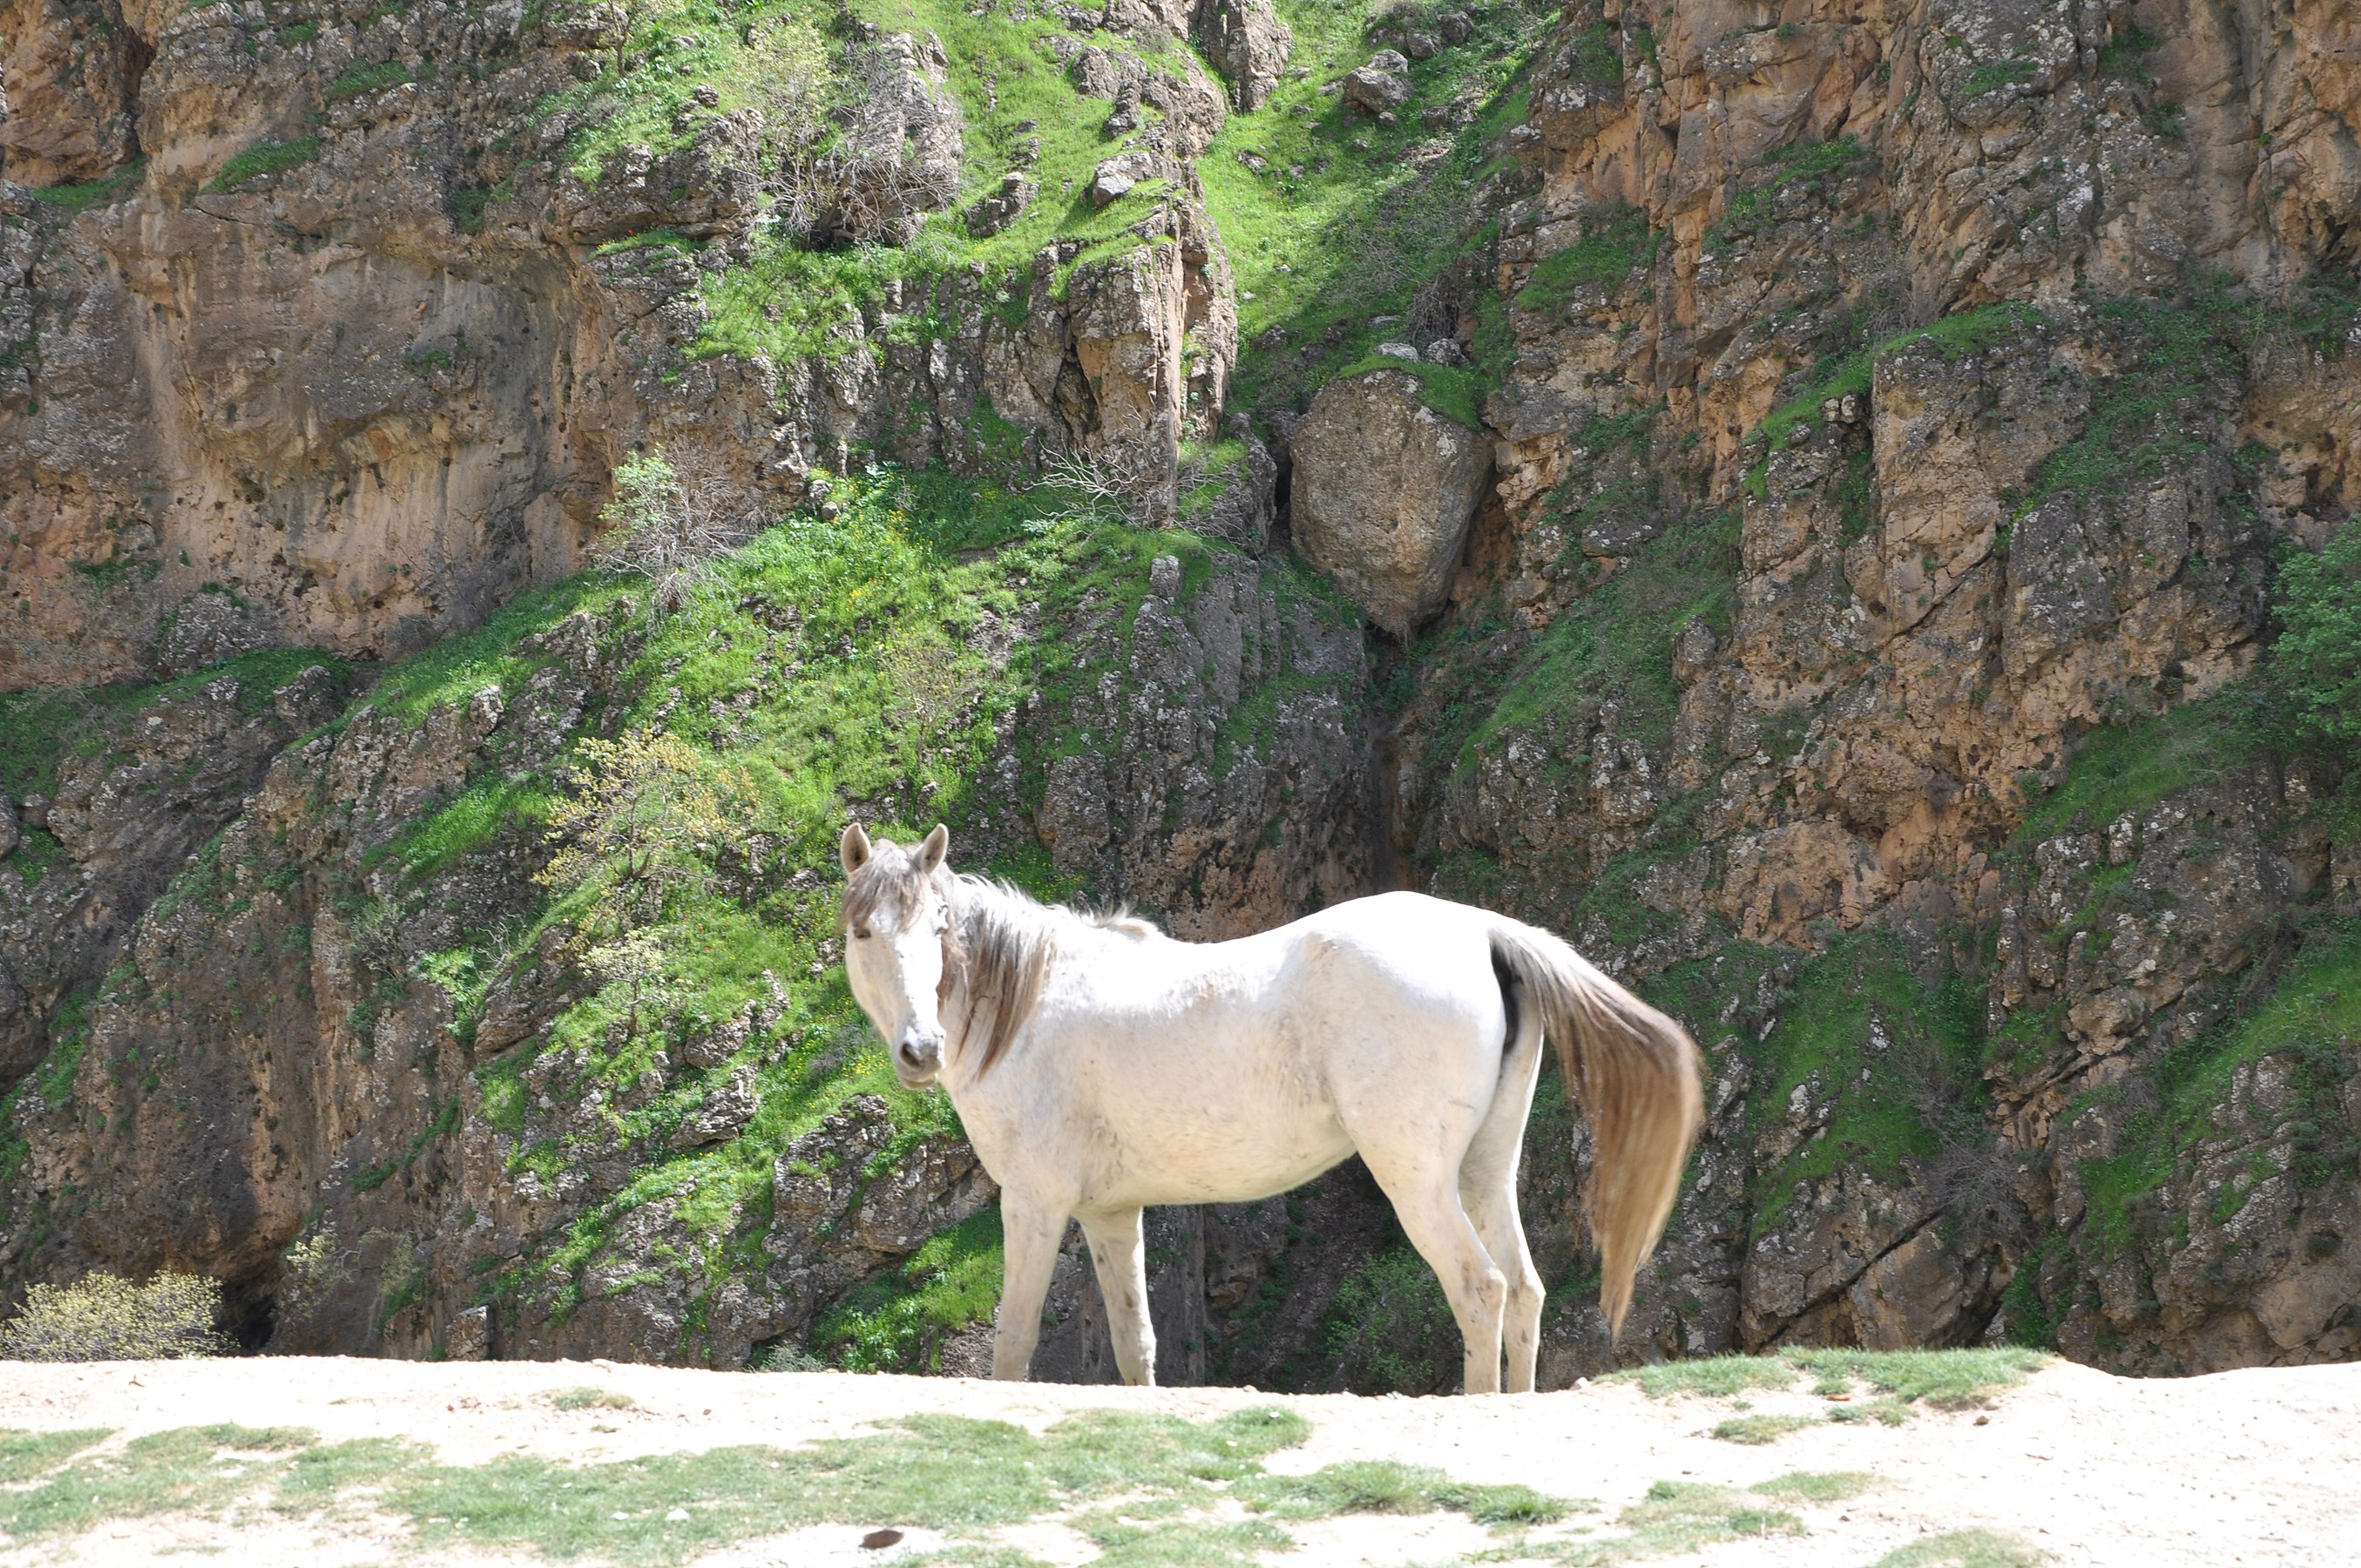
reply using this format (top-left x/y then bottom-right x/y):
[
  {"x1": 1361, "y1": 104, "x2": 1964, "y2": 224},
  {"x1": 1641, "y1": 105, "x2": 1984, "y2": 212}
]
[
  {"x1": 1193, "y1": 0, "x2": 1292, "y2": 112},
  {"x1": 0, "y1": 3, "x2": 1234, "y2": 690},
  {"x1": 1290, "y1": 369, "x2": 1489, "y2": 636}
]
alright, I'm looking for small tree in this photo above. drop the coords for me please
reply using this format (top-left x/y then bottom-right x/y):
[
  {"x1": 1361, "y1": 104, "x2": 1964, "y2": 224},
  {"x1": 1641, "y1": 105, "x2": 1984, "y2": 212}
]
[
  {"x1": 0, "y1": 1272, "x2": 227, "y2": 1361},
  {"x1": 590, "y1": 446, "x2": 756, "y2": 612},
  {"x1": 538, "y1": 730, "x2": 732, "y2": 930},
  {"x1": 582, "y1": 927, "x2": 681, "y2": 1038},
  {"x1": 2275, "y1": 519, "x2": 2361, "y2": 748}
]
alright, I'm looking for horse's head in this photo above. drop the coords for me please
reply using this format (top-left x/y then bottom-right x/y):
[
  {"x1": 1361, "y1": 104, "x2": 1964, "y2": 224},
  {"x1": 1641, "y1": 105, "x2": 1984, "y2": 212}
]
[{"x1": 838, "y1": 821, "x2": 954, "y2": 1089}]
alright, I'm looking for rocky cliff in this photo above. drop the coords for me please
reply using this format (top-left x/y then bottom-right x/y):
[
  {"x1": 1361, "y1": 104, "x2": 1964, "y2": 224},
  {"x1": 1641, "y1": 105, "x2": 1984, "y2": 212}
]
[{"x1": 2, "y1": 0, "x2": 2358, "y2": 1386}]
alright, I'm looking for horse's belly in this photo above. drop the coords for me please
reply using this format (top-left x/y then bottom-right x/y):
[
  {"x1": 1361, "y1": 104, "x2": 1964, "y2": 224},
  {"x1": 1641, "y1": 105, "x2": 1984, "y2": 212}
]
[{"x1": 1084, "y1": 1088, "x2": 1356, "y2": 1208}]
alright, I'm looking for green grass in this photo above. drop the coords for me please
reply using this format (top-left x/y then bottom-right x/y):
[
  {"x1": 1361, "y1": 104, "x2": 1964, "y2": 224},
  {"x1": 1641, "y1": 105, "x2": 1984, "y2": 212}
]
[
  {"x1": 814, "y1": 1206, "x2": 1004, "y2": 1371},
  {"x1": 29, "y1": 159, "x2": 145, "y2": 213},
  {"x1": 1618, "y1": 1348, "x2": 2044, "y2": 1418},
  {"x1": 1709, "y1": 1414, "x2": 1815, "y2": 1445},
  {"x1": 2006, "y1": 690, "x2": 2261, "y2": 841},
  {"x1": 326, "y1": 58, "x2": 412, "y2": 99},
  {"x1": 1615, "y1": 1355, "x2": 1796, "y2": 1400},
  {"x1": 1205, "y1": 0, "x2": 1553, "y2": 416},
  {"x1": 1525, "y1": 1478, "x2": 1803, "y2": 1564},
  {"x1": 0, "y1": 1409, "x2": 1449, "y2": 1558},
  {"x1": 1754, "y1": 302, "x2": 2038, "y2": 450},
  {"x1": 0, "y1": 1430, "x2": 110, "y2": 1484},
  {"x1": 1738, "y1": 932, "x2": 1989, "y2": 1233},
  {"x1": 0, "y1": 645, "x2": 350, "y2": 803},
  {"x1": 1871, "y1": 1529, "x2": 2048, "y2": 1567},
  {"x1": 1516, "y1": 206, "x2": 1659, "y2": 312},
  {"x1": 2013, "y1": 289, "x2": 2245, "y2": 515},
  {"x1": 1457, "y1": 503, "x2": 1740, "y2": 764},
  {"x1": 1237, "y1": 1459, "x2": 1575, "y2": 1524},
  {"x1": 2072, "y1": 923, "x2": 2361, "y2": 1259},
  {"x1": 1783, "y1": 1348, "x2": 2046, "y2": 1410},
  {"x1": 206, "y1": 136, "x2": 321, "y2": 193},
  {"x1": 548, "y1": 1387, "x2": 636, "y2": 1411},
  {"x1": 0, "y1": 1425, "x2": 321, "y2": 1540},
  {"x1": 1751, "y1": 1470, "x2": 1875, "y2": 1503}
]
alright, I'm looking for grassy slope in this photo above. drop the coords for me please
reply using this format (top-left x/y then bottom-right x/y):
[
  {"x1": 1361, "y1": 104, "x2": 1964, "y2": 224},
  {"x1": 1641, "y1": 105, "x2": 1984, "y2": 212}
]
[{"x1": 375, "y1": 473, "x2": 1266, "y2": 1350}]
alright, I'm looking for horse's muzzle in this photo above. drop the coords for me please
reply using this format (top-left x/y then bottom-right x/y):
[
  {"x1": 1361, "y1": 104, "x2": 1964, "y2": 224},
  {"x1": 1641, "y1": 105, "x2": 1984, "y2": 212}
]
[{"x1": 895, "y1": 1028, "x2": 944, "y2": 1085}]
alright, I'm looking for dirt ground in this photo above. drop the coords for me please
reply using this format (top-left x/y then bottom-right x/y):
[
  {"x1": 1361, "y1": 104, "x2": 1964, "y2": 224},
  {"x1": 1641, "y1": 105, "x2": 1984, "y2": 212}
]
[{"x1": 0, "y1": 1355, "x2": 2355, "y2": 1565}]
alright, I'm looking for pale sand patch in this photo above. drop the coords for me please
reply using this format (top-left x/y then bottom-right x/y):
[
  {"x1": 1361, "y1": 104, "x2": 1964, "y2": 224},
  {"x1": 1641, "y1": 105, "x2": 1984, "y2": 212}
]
[
  {"x1": 1283, "y1": 1510, "x2": 1500, "y2": 1565},
  {"x1": 0, "y1": 1356, "x2": 2352, "y2": 1565}
]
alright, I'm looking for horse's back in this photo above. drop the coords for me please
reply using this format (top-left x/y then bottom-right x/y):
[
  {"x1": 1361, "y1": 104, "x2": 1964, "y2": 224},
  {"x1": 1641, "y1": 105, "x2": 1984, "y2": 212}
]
[{"x1": 1283, "y1": 891, "x2": 1506, "y2": 993}]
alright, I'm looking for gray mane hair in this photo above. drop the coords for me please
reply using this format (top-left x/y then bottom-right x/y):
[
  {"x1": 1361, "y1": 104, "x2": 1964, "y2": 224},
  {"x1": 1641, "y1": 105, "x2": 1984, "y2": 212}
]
[{"x1": 842, "y1": 848, "x2": 1160, "y2": 1077}]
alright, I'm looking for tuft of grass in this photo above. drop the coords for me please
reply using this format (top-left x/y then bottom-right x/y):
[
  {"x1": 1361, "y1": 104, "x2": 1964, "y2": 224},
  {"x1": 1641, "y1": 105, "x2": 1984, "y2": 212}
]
[
  {"x1": 1755, "y1": 302, "x2": 2038, "y2": 449},
  {"x1": 327, "y1": 58, "x2": 412, "y2": 99},
  {"x1": 549, "y1": 1387, "x2": 637, "y2": 1411},
  {"x1": 1750, "y1": 1470, "x2": 1876, "y2": 1503},
  {"x1": 1709, "y1": 1414, "x2": 1815, "y2": 1445},
  {"x1": 1871, "y1": 1528, "x2": 2049, "y2": 1567},
  {"x1": 1782, "y1": 1348, "x2": 2046, "y2": 1411},
  {"x1": 1238, "y1": 1459, "x2": 1576, "y2": 1524},
  {"x1": 0, "y1": 1430, "x2": 112, "y2": 1485},
  {"x1": 1537, "y1": 1478, "x2": 1804, "y2": 1564},
  {"x1": 1616, "y1": 1355, "x2": 1796, "y2": 1400},
  {"x1": 1516, "y1": 206, "x2": 1659, "y2": 312},
  {"x1": 29, "y1": 159, "x2": 145, "y2": 213},
  {"x1": 206, "y1": 136, "x2": 321, "y2": 193}
]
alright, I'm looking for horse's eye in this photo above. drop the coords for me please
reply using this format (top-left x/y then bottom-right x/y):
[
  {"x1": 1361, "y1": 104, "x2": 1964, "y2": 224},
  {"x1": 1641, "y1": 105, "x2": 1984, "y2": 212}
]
[{"x1": 851, "y1": 927, "x2": 871, "y2": 941}]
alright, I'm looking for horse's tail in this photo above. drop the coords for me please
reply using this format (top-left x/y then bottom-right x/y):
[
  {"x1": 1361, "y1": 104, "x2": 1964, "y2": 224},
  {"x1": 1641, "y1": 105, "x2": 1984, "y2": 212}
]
[{"x1": 1489, "y1": 920, "x2": 1703, "y2": 1339}]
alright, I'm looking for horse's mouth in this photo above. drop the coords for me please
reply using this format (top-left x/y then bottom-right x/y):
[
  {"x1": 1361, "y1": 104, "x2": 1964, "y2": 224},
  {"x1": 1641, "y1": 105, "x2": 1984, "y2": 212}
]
[{"x1": 893, "y1": 1064, "x2": 940, "y2": 1091}]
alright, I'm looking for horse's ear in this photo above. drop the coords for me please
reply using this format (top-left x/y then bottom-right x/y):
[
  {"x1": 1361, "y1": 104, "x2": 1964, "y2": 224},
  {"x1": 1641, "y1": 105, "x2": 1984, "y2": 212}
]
[
  {"x1": 839, "y1": 821, "x2": 872, "y2": 875},
  {"x1": 917, "y1": 823, "x2": 950, "y2": 875}
]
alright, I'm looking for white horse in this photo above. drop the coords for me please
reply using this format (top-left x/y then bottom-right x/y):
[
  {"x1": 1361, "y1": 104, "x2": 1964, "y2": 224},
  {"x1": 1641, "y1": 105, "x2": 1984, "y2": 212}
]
[{"x1": 836, "y1": 822, "x2": 1703, "y2": 1394}]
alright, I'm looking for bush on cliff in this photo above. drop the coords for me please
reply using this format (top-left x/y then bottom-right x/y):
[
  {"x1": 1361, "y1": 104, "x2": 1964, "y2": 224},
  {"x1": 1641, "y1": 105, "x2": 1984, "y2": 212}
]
[
  {"x1": 2274, "y1": 517, "x2": 2361, "y2": 751},
  {"x1": 0, "y1": 1273, "x2": 227, "y2": 1362}
]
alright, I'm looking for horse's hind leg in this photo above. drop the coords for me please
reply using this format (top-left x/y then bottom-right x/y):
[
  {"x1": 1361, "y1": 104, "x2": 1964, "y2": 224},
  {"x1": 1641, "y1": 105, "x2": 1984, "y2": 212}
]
[
  {"x1": 1461, "y1": 1015, "x2": 1547, "y2": 1392},
  {"x1": 1078, "y1": 1206, "x2": 1157, "y2": 1387},
  {"x1": 1355, "y1": 1145, "x2": 1509, "y2": 1394},
  {"x1": 1463, "y1": 1179, "x2": 1543, "y2": 1394}
]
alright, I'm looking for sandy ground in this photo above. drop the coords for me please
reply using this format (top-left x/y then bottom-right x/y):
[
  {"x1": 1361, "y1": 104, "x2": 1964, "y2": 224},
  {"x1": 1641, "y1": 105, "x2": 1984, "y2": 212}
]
[{"x1": 0, "y1": 1355, "x2": 2355, "y2": 1565}]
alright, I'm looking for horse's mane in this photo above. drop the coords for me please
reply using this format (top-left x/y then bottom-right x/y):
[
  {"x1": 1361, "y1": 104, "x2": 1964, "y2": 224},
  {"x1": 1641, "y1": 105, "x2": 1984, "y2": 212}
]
[
  {"x1": 844, "y1": 847, "x2": 1159, "y2": 1078},
  {"x1": 951, "y1": 875, "x2": 1161, "y2": 1077}
]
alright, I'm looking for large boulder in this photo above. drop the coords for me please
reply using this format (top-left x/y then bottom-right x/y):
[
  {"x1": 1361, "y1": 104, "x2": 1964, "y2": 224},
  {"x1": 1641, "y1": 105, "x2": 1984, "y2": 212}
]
[
  {"x1": 1289, "y1": 368, "x2": 1490, "y2": 636},
  {"x1": 1343, "y1": 51, "x2": 1413, "y2": 115},
  {"x1": 1194, "y1": 0, "x2": 1294, "y2": 112}
]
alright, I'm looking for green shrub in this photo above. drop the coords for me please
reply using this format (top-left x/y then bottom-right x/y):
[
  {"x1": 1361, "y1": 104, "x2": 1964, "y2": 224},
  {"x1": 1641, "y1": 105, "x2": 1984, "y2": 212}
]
[
  {"x1": 2273, "y1": 518, "x2": 2361, "y2": 748},
  {"x1": 206, "y1": 137, "x2": 321, "y2": 193},
  {"x1": 0, "y1": 1273, "x2": 227, "y2": 1361}
]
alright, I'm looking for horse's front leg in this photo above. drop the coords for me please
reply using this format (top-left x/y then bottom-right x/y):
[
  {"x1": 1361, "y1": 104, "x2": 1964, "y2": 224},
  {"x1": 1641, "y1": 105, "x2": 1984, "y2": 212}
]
[
  {"x1": 1079, "y1": 1206, "x2": 1157, "y2": 1387},
  {"x1": 993, "y1": 1188, "x2": 1070, "y2": 1382}
]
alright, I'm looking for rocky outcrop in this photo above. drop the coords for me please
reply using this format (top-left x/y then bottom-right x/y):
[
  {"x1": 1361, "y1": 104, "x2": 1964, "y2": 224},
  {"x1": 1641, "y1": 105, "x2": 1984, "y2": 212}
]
[
  {"x1": 3, "y1": 0, "x2": 2359, "y2": 1392},
  {"x1": 0, "y1": 660, "x2": 349, "y2": 1092},
  {"x1": 0, "y1": 1, "x2": 1236, "y2": 689},
  {"x1": 1289, "y1": 368, "x2": 1489, "y2": 636},
  {"x1": 0, "y1": 544, "x2": 1368, "y2": 1362},
  {"x1": 1194, "y1": 0, "x2": 1292, "y2": 112}
]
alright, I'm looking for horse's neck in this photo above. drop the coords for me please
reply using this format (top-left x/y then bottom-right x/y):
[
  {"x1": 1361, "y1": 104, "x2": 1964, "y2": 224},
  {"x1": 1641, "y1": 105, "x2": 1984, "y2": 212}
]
[{"x1": 943, "y1": 879, "x2": 1059, "y2": 1056}]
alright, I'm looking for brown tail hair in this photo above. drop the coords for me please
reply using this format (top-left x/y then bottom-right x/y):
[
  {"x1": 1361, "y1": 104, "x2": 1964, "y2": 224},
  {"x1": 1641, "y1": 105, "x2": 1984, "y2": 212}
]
[{"x1": 1491, "y1": 921, "x2": 1704, "y2": 1338}]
